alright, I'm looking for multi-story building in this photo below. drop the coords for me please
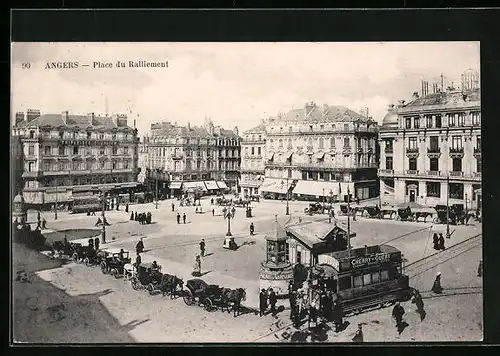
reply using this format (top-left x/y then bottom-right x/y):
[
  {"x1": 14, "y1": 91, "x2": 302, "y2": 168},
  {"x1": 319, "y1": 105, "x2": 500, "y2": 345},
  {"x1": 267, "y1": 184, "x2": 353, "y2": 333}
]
[
  {"x1": 240, "y1": 121, "x2": 267, "y2": 197},
  {"x1": 12, "y1": 110, "x2": 140, "y2": 209},
  {"x1": 142, "y1": 119, "x2": 241, "y2": 196},
  {"x1": 261, "y1": 102, "x2": 379, "y2": 202},
  {"x1": 11, "y1": 131, "x2": 24, "y2": 200},
  {"x1": 378, "y1": 70, "x2": 481, "y2": 211}
]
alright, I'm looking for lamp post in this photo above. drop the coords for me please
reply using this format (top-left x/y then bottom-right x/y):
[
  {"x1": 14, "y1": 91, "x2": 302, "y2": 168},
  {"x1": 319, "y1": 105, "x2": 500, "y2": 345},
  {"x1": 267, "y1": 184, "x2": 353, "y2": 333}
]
[
  {"x1": 281, "y1": 172, "x2": 290, "y2": 216},
  {"x1": 100, "y1": 190, "x2": 107, "y2": 244},
  {"x1": 225, "y1": 210, "x2": 232, "y2": 236},
  {"x1": 465, "y1": 193, "x2": 468, "y2": 226},
  {"x1": 54, "y1": 185, "x2": 58, "y2": 220},
  {"x1": 155, "y1": 168, "x2": 159, "y2": 209},
  {"x1": 446, "y1": 175, "x2": 451, "y2": 239},
  {"x1": 329, "y1": 189, "x2": 334, "y2": 223},
  {"x1": 347, "y1": 186, "x2": 352, "y2": 257},
  {"x1": 322, "y1": 188, "x2": 325, "y2": 210}
]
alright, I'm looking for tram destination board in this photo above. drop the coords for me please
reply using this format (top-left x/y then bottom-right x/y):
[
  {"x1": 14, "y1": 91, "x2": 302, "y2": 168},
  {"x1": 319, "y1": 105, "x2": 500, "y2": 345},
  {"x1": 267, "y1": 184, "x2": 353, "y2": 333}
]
[{"x1": 337, "y1": 251, "x2": 401, "y2": 272}]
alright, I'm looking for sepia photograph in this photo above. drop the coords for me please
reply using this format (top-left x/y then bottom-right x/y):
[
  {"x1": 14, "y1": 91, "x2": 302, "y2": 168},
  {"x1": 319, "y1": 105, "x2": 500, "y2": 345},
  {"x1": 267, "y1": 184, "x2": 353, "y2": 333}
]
[{"x1": 11, "y1": 41, "x2": 482, "y2": 343}]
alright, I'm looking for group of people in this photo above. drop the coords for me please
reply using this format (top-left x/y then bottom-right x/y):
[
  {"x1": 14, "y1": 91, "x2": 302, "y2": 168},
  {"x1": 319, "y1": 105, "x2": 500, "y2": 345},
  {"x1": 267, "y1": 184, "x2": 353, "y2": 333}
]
[
  {"x1": 130, "y1": 211, "x2": 153, "y2": 225},
  {"x1": 259, "y1": 288, "x2": 278, "y2": 317},
  {"x1": 433, "y1": 232, "x2": 447, "y2": 251},
  {"x1": 36, "y1": 212, "x2": 47, "y2": 230}
]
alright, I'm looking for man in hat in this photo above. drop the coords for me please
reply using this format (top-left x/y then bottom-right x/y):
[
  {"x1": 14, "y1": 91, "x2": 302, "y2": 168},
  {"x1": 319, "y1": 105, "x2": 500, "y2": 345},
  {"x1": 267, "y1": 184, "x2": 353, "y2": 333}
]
[
  {"x1": 392, "y1": 302, "x2": 405, "y2": 334},
  {"x1": 433, "y1": 232, "x2": 439, "y2": 250},
  {"x1": 332, "y1": 298, "x2": 343, "y2": 332},
  {"x1": 172, "y1": 202, "x2": 175, "y2": 212},
  {"x1": 352, "y1": 324, "x2": 363, "y2": 343},
  {"x1": 134, "y1": 252, "x2": 142, "y2": 269},
  {"x1": 268, "y1": 288, "x2": 278, "y2": 318},
  {"x1": 176, "y1": 212, "x2": 181, "y2": 224},
  {"x1": 130, "y1": 211, "x2": 134, "y2": 220},
  {"x1": 432, "y1": 272, "x2": 443, "y2": 294},
  {"x1": 259, "y1": 288, "x2": 268, "y2": 317},
  {"x1": 411, "y1": 289, "x2": 426, "y2": 321},
  {"x1": 438, "y1": 233, "x2": 445, "y2": 250},
  {"x1": 183, "y1": 213, "x2": 187, "y2": 224},
  {"x1": 249, "y1": 222, "x2": 255, "y2": 236},
  {"x1": 199, "y1": 239, "x2": 206, "y2": 257}
]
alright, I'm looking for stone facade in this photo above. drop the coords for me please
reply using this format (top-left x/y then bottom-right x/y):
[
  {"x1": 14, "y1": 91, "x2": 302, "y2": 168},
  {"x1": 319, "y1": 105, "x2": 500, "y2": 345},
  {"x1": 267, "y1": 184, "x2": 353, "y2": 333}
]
[
  {"x1": 379, "y1": 76, "x2": 481, "y2": 210},
  {"x1": 240, "y1": 121, "x2": 267, "y2": 196},
  {"x1": 12, "y1": 110, "x2": 139, "y2": 207}
]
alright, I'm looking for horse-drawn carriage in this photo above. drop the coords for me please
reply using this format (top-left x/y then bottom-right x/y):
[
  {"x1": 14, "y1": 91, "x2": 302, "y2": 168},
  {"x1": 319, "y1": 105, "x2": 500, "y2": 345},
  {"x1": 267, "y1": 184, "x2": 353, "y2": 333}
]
[
  {"x1": 183, "y1": 278, "x2": 225, "y2": 312},
  {"x1": 433, "y1": 204, "x2": 469, "y2": 225},
  {"x1": 338, "y1": 203, "x2": 356, "y2": 216},
  {"x1": 99, "y1": 248, "x2": 131, "y2": 278},
  {"x1": 233, "y1": 199, "x2": 249, "y2": 208},
  {"x1": 130, "y1": 262, "x2": 164, "y2": 294},
  {"x1": 364, "y1": 205, "x2": 382, "y2": 219},
  {"x1": 304, "y1": 202, "x2": 324, "y2": 215},
  {"x1": 216, "y1": 198, "x2": 232, "y2": 206},
  {"x1": 397, "y1": 206, "x2": 414, "y2": 221},
  {"x1": 71, "y1": 243, "x2": 101, "y2": 266}
]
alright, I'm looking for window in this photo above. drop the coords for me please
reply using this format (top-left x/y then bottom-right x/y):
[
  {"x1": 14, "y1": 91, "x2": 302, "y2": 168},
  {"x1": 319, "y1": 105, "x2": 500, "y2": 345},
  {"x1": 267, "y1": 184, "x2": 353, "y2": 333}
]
[
  {"x1": 100, "y1": 161, "x2": 105, "y2": 169},
  {"x1": 72, "y1": 161, "x2": 79, "y2": 170},
  {"x1": 448, "y1": 113, "x2": 456, "y2": 127},
  {"x1": 425, "y1": 115, "x2": 433, "y2": 128},
  {"x1": 426, "y1": 182, "x2": 441, "y2": 198},
  {"x1": 112, "y1": 147, "x2": 118, "y2": 155},
  {"x1": 279, "y1": 139, "x2": 283, "y2": 148},
  {"x1": 258, "y1": 135, "x2": 262, "y2": 141},
  {"x1": 332, "y1": 124, "x2": 336, "y2": 130},
  {"x1": 371, "y1": 272, "x2": 380, "y2": 284},
  {"x1": 408, "y1": 137, "x2": 418, "y2": 149},
  {"x1": 73, "y1": 146, "x2": 78, "y2": 155},
  {"x1": 319, "y1": 138, "x2": 324, "y2": 149},
  {"x1": 251, "y1": 147, "x2": 255, "y2": 155},
  {"x1": 477, "y1": 136, "x2": 481, "y2": 150},
  {"x1": 408, "y1": 158, "x2": 417, "y2": 170},
  {"x1": 307, "y1": 171, "x2": 313, "y2": 179},
  {"x1": 458, "y1": 113, "x2": 466, "y2": 127},
  {"x1": 87, "y1": 132, "x2": 92, "y2": 139},
  {"x1": 353, "y1": 275, "x2": 363, "y2": 288},
  {"x1": 124, "y1": 147, "x2": 129, "y2": 155},
  {"x1": 449, "y1": 183, "x2": 464, "y2": 199},
  {"x1": 363, "y1": 273, "x2": 371, "y2": 286},
  {"x1": 451, "y1": 136, "x2": 463, "y2": 150},
  {"x1": 58, "y1": 146, "x2": 65, "y2": 155},
  {"x1": 28, "y1": 145, "x2": 34, "y2": 156},
  {"x1": 381, "y1": 270, "x2": 389, "y2": 281},
  {"x1": 72, "y1": 132, "x2": 77, "y2": 139},
  {"x1": 124, "y1": 161, "x2": 129, "y2": 169},
  {"x1": 320, "y1": 125, "x2": 324, "y2": 131},
  {"x1": 430, "y1": 136, "x2": 439, "y2": 151},
  {"x1": 338, "y1": 277, "x2": 352, "y2": 291},
  {"x1": 405, "y1": 117, "x2": 412, "y2": 129},
  {"x1": 414, "y1": 117, "x2": 420, "y2": 128},
  {"x1": 343, "y1": 137, "x2": 350, "y2": 147},
  {"x1": 59, "y1": 131, "x2": 64, "y2": 138},
  {"x1": 452, "y1": 158, "x2": 462, "y2": 172},
  {"x1": 28, "y1": 162, "x2": 34, "y2": 172},
  {"x1": 435, "y1": 115, "x2": 442, "y2": 128},
  {"x1": 44, "y1": 146, "x2": 51, "y2": 155},
  {"x1": 330, "y1": 137, "x2": 335, "y2": 148},
  {"x1": 29, "y1": 131, "x2": 35, "y2": 139},
  {"x1": 309, "y1": 126, "x2": 313, "y2": 132},
  {"x1": 112, "y1": 161, "x2": 117, "y2": 169},
  {"x1": 472, "y1": 112, "x2": 481, "y2": 126},
  {"x1": 477, "y1": 158, "x2": 482, "y2": 173},
  {"x1": 287, "y1": 138, "x2": 292, "y2": 149},
  {"x1": 386, "y1": 157, "x2": 393, "y2": 170},
  {"x1": 99, "y1": 134, "x2": 104, "y2": 140},
  {"x1": 258, "y1": 147, "x2": 261, "y2": 155},
  {"x1": 430, "y1": 158, "x2": 439, "y2": 171},
  {"x1": 319, "y1": 172, "x2": 324, "y2": 180},
  {"x1": 100, "y1": 147, "x2": 105, "y2": 155},
  {"x1": 344, "y1": 124, "x2": 349, "y2": 131}
]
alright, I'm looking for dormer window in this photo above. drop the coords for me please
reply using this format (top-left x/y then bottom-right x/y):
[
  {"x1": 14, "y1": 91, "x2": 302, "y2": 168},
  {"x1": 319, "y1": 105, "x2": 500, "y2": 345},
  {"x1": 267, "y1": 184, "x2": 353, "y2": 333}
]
[{"x1": 309, "y1": 126, "x2": 313, "y2": 132}]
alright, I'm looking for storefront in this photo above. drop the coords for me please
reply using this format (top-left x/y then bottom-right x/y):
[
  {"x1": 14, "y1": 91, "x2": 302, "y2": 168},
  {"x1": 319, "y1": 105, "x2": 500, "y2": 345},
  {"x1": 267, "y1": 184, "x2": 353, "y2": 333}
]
[
  {"x1": 260, "y1": 177, "x2": 293, "y2": 199},
  {"x1": 169, "y1": 181, "x2": 183, "y2": 197}
]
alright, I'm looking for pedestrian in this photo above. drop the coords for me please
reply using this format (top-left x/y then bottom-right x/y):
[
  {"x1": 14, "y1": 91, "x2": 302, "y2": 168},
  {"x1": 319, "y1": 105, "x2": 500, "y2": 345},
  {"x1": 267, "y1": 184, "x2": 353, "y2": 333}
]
[
  {"x1": 116, "y1": 202, "x2": 120, "y2": 211},
  {"x1": 172, "y1": 202, "x2": 175, "y2": 212},
  {"x1": 91, "y1": 210, "x2": 96, "y2": 216},
  {"x1": 432, "y1": 272, "x2": 443, "y2": 294},
  {"x1": 249, "y1": 222, "x2": 255, "y2": 236},
  {"x1": 212, "y1": 208, "x2": 215, "y2": 216},
  {"x1": 177, "y1": 212, "x2": 181, "y2": 224},
  {"x1": 392, "y1": 302, "x2": 406, "y2": 334},
  {"x1": 195, "y1": 206, "x2": 199, "y2": 214},
  {"x1": 134, "y1": 212, "x2": 138, "y2": 221},
  {"x1": 183, "y1": 213, "x2": 187, "y2": 224},
  {"x1": 332, "y1": 298, "x2": 343, "y2": 332},
  {"x1": 211, "y1": 198, "x2": 214, "y2": 205},
  {"x1": 289, "y1": 290, "x2": 297, "y2": 324},
  {"x1": 125, "y1": 203, "x2": 129, "y2": 213},
  {"x1": 432, "y1": 233, "x2": 439, "y2": 250},
  {"x1": 259, "y1": 289, "x2": 268, "y2": 317},
  {"x1": 134, "y1": 252, "x2": 142, "y2": 269},
  {"x1": 231, "y1": 206, "x2": 236, "y2": 218},
  {"x1": 136, "y1": 238, "x2": 144, "y2": 254},
  {"x1": 130, "y1": 211, "x2": 134, "y2": 221},
  {"x1": 352, "y1": 324, "x2": 364, "y2": 343},
  {"x1": 192, "y1": 255, "x2": 202, "y2": 276},
  {"x1": 94, "y1": 237, "x2": 100, "y2": 251},
  {"x1": 88, "y1": 238, "x2": 94, "y2": 248},
  {"x1": 438, "y1": 233, "x2": 445, "y2": 250},
  {"x1": 199, "y1": 239, "x2": 206, "y2": 257},
  {"x1": 478, "y1": 260, "x2": 483, "y2": 277},
  {"x1": 147, "y1": 212, "x2": 152, "y2": 224},
  {"x1": 411, "y1": 289, "x2": 426, "y2": 321},
  {"x1": 268, "y1": 288, "x2": 277, "y2": 317}
]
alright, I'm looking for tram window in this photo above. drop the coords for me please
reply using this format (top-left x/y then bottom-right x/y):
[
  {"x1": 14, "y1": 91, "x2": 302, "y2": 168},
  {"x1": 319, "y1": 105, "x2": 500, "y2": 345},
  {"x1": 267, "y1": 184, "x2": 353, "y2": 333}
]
[
  {"x1": 381, "y1": 270, "x2": 389, "y2": 281},
  {"x1": 363, "y1": 273, "x2": 371, "y2": 286},
  {"x1": 372, "y1": 272, "x2": 380, "y2": 283},
  {"x1": 353, "y1": 275, "x2": 363, "y2": 288},
  {"x1": 338, "y1": 277, "x2": 351, "y2": 291}
]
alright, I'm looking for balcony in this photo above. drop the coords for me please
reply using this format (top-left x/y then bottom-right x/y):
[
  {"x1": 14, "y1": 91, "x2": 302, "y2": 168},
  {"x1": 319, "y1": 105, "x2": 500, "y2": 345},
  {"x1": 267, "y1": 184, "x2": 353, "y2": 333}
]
[
  {"x1": 449, "y1": 171, "x2": 464, "y2": 177},
  {"x1": 171, "y1": 153, "x2": 183, "y2": 160},
  {"x1": 473, "y1": 172, "x2": 482, "y2": 179},
  {"x1": 378, "y1": 169, "x2": 394, "y2": 176},
  {"x1": 449, "y1": 147, "x2": 464, "y2": 158},
  {"x1": 406, "y1": 148, "x2": 419, "y2": 153},
  {"x1": 426, "y1": 170, "x2": 441, "y2": 176},
  {"x1": 384, "y1": 147, "x2": 393, "y2": 154},
  {"x1": 406, "y1": 169, "x2": 419, "y2": 175},
  {"x1": 427, "y1": 148, "x2": 441, "y2": 154},
  {"x1": 22, "y1": 171, "x2": 42, "y2": 178}
]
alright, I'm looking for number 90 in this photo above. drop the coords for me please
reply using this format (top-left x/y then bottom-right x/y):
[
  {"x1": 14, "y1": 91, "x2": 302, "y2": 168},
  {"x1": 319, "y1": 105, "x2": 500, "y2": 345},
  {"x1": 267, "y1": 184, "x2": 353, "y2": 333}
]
[{"x1": 21, "y1": 62, "x2": 31, "y2": 69}]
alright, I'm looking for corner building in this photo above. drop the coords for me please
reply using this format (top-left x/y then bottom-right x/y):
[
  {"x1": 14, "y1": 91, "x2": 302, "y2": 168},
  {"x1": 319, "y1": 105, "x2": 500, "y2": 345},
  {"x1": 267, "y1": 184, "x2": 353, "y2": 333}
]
[
  {"x1": 378, "y1": 82, "x2": 482, "y2": 210},
  {"x1": 262, "y1": 102, "x2": 379, "y2": 202},
  {"x1": 12, "y1": 110, "x2": 140, "y2": 209},
  {"x1": 240, "y1": 122, "x2": 267, "y2": 197}
]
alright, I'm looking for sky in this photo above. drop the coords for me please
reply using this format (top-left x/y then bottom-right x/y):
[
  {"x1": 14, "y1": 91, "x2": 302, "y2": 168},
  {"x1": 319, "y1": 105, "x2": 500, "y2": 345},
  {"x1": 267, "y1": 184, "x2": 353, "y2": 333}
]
[{"x1": 11, "y1": 42, "x2": 480, "y2": 136}]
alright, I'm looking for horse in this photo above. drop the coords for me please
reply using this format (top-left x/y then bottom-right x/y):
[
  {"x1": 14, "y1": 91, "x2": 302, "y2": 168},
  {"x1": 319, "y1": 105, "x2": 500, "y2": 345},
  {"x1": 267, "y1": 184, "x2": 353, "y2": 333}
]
[
  {"x1": 415, "y1": 211, "x2": 433, "y2": 223},
  {"x1": 221, "y1": 288, "x2": 246, "y2": 317},
  {"x1": 160, "y1": 274, "x2": 184, "y2": 298}
]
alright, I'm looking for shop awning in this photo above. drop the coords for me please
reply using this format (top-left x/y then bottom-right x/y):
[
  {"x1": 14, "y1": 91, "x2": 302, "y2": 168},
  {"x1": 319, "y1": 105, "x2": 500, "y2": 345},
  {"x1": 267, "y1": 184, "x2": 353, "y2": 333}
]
[
  {"x1": 119, "y1": 182, "x2": 138, "y2": 189},
  {"x1": 169, "y1": 182, "x2": 183, "y2": 189},
  {"x1": 204, "y1": 181, "x2": 219, "y2": 190},
  {"x1": 314, "y1": 152, "x2": 325, "y2": 160},
  {"x1": 260, "y1": 177, "x2": 287, "y2": 194},
  {"x1": 216, "y1": 181, "x2": 228, "y2": 189},
  {"x1": 285, "y1": 152, "x2": 293, "y2": 160},
  {"x1": 266, "y1": 152, "x2": 275, "y2": 160},
  {"x1": 293, "y1": 180, "x2": 339, "y2": 197},
  {"x1": 183, "y1": 181, "x2": 208, "y2": 191}
]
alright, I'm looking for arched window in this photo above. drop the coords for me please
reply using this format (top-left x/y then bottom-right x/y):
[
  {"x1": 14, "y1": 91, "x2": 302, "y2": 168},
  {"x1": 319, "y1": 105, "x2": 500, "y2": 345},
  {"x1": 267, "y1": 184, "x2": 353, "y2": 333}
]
[
  {"x1": 287, "y1": 138, "x2": 292, "y2": 149},
  {"x1": 319, "y1": 138, "x2": 324, "y2": 149}
]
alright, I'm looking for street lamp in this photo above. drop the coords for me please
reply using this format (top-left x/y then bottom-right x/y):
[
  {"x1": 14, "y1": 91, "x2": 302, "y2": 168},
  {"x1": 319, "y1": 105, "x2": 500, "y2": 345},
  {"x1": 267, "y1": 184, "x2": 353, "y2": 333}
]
[
  {"x1": 329, "y1": 189, "x2": 334, "y2": 223},
  {"x1": 465, "y1": 193, "x2": 468, "y2": 226},
  {"x1": 281, "y1": 176, "x2": 290, "y2": 216},
  {"x1": 54, "y1": 185, "x2": 58, "y2": 220},
  {"x1": 100, "y1": 190, "x2": 107, "y2": 244},
  {"x1": 225, "y1": 209, "x2": 232, "y2": 237}
]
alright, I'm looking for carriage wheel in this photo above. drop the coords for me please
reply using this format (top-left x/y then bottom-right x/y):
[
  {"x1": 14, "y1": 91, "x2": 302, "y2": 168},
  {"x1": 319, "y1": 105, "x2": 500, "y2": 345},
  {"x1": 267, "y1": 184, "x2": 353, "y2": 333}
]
[
  {"x1": 72, "y1": 253, "x2": 79, "y2": 263},
  {"x1": 131, "y1": 276, "x2": 140, "y2": 291},
  {"x1": 147, "y1": 283, "x2": 156, "y2": 295},
  {"x1": 83, "y1": 257, "x2": 91, "y2": 266},
  {"x1": 203, "y1": 298, "x2": 215, "y2": 312},
  {"x1": 183, "y1": 291, "x2": 195, "y2": 306},
  {"x1": 111, "y1": 268, "x2": 120, "y2": 279},
  {"x1": 100, "y1": 261, "x2": 108, "y2": 274}
]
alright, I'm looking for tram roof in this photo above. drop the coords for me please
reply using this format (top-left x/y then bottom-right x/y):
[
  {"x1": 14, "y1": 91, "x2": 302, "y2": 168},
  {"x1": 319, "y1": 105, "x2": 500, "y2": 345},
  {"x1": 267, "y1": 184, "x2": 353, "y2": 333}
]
[
  {"x1": 331, "y1": 244, "x2": 399, "y2": 261},
  {"x1": 286, "y1": 222, "x2": 356, "y2": 249}
]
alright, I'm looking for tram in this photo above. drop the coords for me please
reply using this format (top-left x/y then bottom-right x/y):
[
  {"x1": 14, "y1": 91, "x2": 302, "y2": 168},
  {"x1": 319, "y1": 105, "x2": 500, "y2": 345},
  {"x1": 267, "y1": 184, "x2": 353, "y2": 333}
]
[{"x1": 311, "y1": 244, "x2": 413, "y2": 316}]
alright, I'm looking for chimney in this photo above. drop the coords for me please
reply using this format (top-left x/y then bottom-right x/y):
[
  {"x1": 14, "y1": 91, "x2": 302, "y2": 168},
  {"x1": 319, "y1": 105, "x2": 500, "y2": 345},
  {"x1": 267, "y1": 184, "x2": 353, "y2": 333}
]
[
  {"x1": 61, "y1": 111, "x2": 69, "y2": 125},
  {"x1": 87, "y1": 112, "x2": 95, "y2": 126},
  {"x1": 364, "y1": 245, "x2": 368, "y2": 255},
  {"x1": 26, "y1": 109, "x2": 41, "y2": 123},
  {"x1": 305, "y1": 101, "x2": 316, "y2": 116},
  {"x1": 233, "y1": 126, "x2": 239, "y2": 136},
  {"x1": 15, "y1": 112, "x2": 25, "y2": 126},
  {"x1": 188, "y1": 122, "x2": 191, "y2": 130},
  {"x1": 412, "y1": 92, "x2": 419, "y2": 100}
]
